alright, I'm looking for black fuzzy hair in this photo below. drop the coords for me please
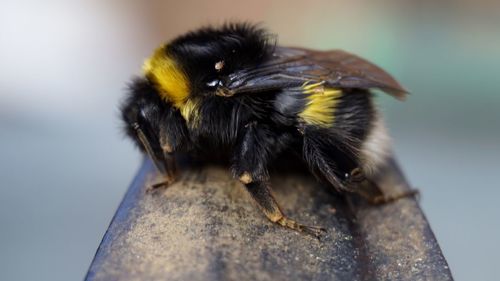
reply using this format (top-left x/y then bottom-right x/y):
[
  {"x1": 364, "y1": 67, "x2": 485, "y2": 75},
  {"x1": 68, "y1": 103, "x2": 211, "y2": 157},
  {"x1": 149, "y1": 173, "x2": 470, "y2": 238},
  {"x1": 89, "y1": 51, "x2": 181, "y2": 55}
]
[
  {"x1": 120, "y1": 78, "x2": 164, "y2": 151},
  {"x1": 121, "y1": 77, "x2": 192, "y2": 154},
  {"x1": 166, "y1": 23, "x2": 276, "y2": 94},
  {"x1": 168, "y1": 22, "x2": 275, "y2": 61}
]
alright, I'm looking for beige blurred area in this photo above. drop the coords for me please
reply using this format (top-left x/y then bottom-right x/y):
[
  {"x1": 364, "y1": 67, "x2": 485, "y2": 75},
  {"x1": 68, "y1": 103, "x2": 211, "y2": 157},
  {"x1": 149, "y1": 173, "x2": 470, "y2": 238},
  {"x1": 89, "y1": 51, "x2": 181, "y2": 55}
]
[{"x1": 1, "y1": 1, "x2": 499, "y2": 281}]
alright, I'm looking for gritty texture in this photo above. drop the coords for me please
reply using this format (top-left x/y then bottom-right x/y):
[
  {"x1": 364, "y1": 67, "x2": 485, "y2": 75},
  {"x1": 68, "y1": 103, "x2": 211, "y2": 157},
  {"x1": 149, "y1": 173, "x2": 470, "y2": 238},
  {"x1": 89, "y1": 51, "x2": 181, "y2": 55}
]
[{"x1": 86, "y1": 159, "x2": 452, "y2": 281}]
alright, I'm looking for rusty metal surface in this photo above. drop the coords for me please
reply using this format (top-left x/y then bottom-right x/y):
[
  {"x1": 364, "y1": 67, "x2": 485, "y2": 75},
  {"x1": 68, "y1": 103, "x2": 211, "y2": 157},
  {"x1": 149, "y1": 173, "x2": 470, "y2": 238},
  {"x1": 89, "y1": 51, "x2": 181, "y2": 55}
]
[{"x1": 86, "y1": 158, "x2": 452, "y2": 281}]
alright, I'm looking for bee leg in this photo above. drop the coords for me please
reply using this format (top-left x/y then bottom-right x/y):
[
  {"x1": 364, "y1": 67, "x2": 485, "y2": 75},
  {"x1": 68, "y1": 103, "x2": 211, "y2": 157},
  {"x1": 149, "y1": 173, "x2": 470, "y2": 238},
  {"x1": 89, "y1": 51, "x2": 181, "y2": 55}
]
[
  {"x1": 146, "y1": 153, "x2": 177, "y2": 193},
  {"x1": 233, "y1": 122, "x2": 325, "y2": 238},
  {"x1": 358, "y1": 186, "x2": 420, "y2": 205},
  {"x1": 146, "y1": 116, "x2": 187, "y2": 193},
  {"x1": 302, "y1": 129, "x2": 350, "y2": 192},
  {"x1": 144, "y1": 138, "x2": 179, "y2": 193},
  {"x1": 345, "y1": 169, "x2": 420, "y2": 204},
  {"x1": 243, "y1": 180, "x2": 326, "y2": 238}
]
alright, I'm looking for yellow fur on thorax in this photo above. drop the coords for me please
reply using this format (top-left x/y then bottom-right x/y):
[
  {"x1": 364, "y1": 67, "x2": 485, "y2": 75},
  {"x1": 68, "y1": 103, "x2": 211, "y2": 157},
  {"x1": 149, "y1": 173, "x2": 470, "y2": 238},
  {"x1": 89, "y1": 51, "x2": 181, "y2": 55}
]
[
  {"x1": 179, "y1": 98, "x2": 201, "y2": 127},
  {"x1": 142, "y1": 45, "x2": 199, "y2": 126},
  {"x1": 299, "y1": 81, "x2": 342, "y2": 127}
]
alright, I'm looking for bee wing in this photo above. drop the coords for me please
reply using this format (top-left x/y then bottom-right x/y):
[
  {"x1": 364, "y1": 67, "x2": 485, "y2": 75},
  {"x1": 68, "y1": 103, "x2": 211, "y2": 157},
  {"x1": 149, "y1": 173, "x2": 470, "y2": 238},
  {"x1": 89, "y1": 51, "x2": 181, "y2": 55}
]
[{"x1": 226, "y1": 47, "x2": 408, "y2": 99}]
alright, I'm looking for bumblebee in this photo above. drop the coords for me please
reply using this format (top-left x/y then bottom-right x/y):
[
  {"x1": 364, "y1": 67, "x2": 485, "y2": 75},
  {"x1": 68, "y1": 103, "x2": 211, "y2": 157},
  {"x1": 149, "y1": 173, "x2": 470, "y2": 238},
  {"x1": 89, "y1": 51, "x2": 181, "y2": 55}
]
[{"x1": 121, "y1": 23, "x2": 417, "y2": 237}]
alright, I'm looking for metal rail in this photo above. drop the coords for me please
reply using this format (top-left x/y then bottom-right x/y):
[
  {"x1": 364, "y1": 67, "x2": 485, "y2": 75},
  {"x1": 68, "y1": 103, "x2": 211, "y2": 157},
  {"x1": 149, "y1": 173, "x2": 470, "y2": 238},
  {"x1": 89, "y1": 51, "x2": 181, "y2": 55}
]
[{"x1": 86, "y1": 158, "x2": 452, "y2": 281}]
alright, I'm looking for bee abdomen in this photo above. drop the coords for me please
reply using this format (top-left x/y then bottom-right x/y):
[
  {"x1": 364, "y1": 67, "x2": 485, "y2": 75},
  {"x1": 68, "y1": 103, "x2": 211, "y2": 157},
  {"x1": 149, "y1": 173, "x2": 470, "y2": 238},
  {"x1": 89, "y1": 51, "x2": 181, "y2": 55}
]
[
  {"x1": 298, "y1": 82, "x2": 342, "y2": 127},
  {"x1": 359, "y1": 113, "x2": 392, "y2": 176},
  {"x1": 273, "y1": 82, "x2": 343, "y2": 127}
]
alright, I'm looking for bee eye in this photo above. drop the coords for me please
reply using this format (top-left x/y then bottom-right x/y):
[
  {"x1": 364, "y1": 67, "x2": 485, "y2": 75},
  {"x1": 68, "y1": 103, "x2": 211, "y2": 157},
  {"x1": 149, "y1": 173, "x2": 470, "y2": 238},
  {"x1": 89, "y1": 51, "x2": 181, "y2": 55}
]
[
  {"x1": 206, "y1": 79, "x2": 220, "y2": 88},
  {"x1": 206, "y1": 61, "x2": 226, "y2": 89},
  {"x1": 207, "y1": 79, "x2": 224, "y2": 88}
]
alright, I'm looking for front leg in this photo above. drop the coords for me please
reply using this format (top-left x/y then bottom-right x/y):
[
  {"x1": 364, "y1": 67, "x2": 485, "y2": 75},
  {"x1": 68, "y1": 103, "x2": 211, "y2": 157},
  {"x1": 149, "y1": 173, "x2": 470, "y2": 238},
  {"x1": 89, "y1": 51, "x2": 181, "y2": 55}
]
[
  {"x1": 232, "y1": 122, "x2": 325, "y2": 238},
  {"x1": 147, "y1": 109, "x2": 190, "y2": 192},
  {"x1": 146, "y1": 150, "x2": 176, "y2": 192}
]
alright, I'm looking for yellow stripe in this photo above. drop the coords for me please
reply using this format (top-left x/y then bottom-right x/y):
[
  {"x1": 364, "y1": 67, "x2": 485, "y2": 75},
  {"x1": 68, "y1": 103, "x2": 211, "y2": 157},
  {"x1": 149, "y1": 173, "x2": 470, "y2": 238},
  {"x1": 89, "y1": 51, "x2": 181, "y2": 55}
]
[
  {"x1": 299, "y1": 81, "x2": 342, "y2": 127},
  {"x1": 143, "y1": 45, "x2": 200, "y2": 126},
  {"x1": 179, "y1": 98, "x2": 201, "y2": 127},
  {"x1": 143, "y1": 45, "x2": 190, "y2": 108}
]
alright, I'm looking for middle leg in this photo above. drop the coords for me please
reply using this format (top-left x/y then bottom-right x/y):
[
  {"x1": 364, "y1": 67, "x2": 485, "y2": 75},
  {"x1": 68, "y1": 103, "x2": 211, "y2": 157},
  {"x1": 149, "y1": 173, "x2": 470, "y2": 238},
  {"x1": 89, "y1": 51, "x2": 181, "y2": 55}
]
[{"x1": 232, "y1": 122, "x2": 325, "y2": 238}]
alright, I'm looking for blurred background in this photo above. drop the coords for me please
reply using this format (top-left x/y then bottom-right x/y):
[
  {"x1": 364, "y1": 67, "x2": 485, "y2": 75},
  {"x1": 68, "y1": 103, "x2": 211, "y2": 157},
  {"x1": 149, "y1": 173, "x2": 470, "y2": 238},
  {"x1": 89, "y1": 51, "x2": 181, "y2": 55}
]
[{"x1": 1, "y1": 0, "x2": 499, "y2": 280}]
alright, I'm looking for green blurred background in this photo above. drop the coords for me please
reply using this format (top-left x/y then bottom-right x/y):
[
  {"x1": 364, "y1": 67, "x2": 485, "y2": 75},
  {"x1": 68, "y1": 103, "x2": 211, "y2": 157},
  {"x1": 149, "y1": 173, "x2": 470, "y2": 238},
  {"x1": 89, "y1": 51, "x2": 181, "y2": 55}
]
[{"x1": 1, "y1": 1, "x2": 499, "y2": 280}]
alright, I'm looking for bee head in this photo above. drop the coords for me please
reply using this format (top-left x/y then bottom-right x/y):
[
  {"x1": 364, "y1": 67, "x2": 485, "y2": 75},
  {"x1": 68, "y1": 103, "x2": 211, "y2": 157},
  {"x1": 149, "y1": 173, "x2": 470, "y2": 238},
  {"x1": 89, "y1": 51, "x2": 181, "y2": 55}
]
[{"x1": 142, "y1": 23, "x2": 274, "y2": 107}]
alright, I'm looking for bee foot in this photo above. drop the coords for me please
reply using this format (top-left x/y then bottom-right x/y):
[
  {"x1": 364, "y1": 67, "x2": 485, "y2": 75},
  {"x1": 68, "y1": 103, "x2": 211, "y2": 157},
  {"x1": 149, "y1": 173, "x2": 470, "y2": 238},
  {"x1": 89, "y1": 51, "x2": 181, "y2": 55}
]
[
  {"x1": 369, "y1": 189, "x2": 420, "y2": 205},
  {"x1": 146, "y1": 176, "x2": 175, "y2": 194},
  {"x1": 276, "y1": 217, "x2": 326, "y2": 239},
  {"x1": 301, "y1": 225, "x2": 327, "y2": 240}
]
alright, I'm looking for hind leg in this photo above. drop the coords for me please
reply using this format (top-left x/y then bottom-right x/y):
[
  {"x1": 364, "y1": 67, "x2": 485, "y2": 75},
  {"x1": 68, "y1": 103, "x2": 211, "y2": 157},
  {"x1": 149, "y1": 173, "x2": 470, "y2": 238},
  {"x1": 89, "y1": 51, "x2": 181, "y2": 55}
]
[
  {"x1": 301, "y1": 127, "x2": 357, "y2": 192},
  {"x1": 302, "y1": 127, "x2": 418, "y2": 204},
  {"x1": 364, "y1": 189, "x2": 420, "y2": 205},
  {"x1": 347, "y1": 168, "x2": 420, "y2": 204}
]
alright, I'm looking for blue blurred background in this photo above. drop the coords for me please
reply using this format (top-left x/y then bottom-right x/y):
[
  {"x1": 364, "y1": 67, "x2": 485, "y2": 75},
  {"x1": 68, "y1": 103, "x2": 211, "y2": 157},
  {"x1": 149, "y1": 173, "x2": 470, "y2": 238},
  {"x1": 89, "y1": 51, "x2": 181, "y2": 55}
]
[{"x1": 1, "y1": 1, "x2": 499, "y2": 280}]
